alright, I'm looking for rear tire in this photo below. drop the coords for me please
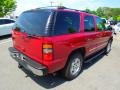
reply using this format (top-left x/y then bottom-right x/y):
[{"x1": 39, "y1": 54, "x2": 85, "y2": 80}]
[{"x1": 62, "y1": 53, "x2": 83, "y2": 80}]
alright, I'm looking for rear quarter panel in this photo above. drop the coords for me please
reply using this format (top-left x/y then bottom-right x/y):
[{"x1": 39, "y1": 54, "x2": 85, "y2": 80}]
[{"x1": 44, "y1": 33, "x2": 87, "y2": 73}]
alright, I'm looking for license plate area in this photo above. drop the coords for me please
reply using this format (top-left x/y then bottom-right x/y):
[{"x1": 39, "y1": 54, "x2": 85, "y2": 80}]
[{"x1": 11, "y1": 52, "x2": 20, "y2": 59}]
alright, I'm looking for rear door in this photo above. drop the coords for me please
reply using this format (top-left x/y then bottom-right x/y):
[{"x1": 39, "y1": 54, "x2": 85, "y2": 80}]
[
  {"x1": 12, "y1": 10, "x2": 53, "y2": 63},
  {"x1": 83, "y1": 14, "x2": 98, "y2": 56},
  {"x1": 12, "y1": 31, "x2": 44, "y2": 63}
]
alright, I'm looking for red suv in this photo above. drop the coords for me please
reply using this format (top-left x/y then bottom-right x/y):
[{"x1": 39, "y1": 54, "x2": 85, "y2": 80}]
[{"x1": 9, "y1": 6, "x2": 113, "y2": 80}]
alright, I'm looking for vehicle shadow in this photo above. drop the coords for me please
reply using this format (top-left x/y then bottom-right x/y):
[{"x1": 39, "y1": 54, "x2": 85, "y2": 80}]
[
  {"x1": 0, "y1": 35, "x2": 11, "y2": 40},
  {"x1": 21, "y1": 68, "x2": 66, "y2": 89},
  {"x1": 83, "y1": 53, "x2": 105, "y2": 69},
  {"x1": 20, "y1": 53, "x2": 106, "y2": 89}
]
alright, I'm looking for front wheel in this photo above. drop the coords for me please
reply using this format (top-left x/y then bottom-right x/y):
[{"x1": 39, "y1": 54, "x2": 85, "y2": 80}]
[
  {"x1": 105, "y1": 40, "x2": 112, "y2": 54},
  {"x1": 62, "y1": 53, "x2": 83, "y2": 80}
]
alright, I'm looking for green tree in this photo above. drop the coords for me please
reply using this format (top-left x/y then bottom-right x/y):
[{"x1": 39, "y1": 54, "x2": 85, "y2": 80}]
[
  {"x1": 117, "y1": 15, "x2": 120, "y2": 21},
  {"x1": 90, "y1": 11, "x2": 97, "y2": 15},
  {"x1": 85, "y1": 8, "x2": 91, "y2": 13},
  {"x1": 85, "y1": 8, "x2": 97, "y2": 15},
  {"x1": 96, "y1": 7, "x2": 104, "y2": 17},
  {"x1": 85, "y1": 7, "x2": 120, "y2": 20},
  {"x1": 102, "y1": 7, "x2": 112, "y2": 18},
  {"x1": 0, "y1": 0, "x2": 16, "y2": 17}
]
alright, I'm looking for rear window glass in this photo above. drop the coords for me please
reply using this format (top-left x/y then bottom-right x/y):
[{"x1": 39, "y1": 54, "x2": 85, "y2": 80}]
[
  {"x1": 53, "y1": 11, "x2": 80, "y2": 35},
  {"x1": 15, "y1": 10, "x2": 52, "y2": 36}
]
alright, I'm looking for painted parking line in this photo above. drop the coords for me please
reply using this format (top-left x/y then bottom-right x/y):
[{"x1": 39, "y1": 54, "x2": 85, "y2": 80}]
[{"x1": 0, "y1": 40, "x2": 11, "y2": 45}]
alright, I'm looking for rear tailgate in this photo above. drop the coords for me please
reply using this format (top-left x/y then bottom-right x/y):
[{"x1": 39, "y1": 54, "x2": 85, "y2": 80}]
[
  {"x1": 11, "y1": 9, "x2": 53, "y2": 64},
  {"x1": 12, "y1": 31, "x2": 43, "y2": 63}
]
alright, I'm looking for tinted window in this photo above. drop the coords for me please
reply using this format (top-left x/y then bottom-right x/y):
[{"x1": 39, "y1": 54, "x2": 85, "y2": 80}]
[
  {"x1": 4, "y1": 19, "x2": 15, "y2": 24},
  {"x1": 96, "y1": 17, "x2": 105, "y2": 31},
  {"x1": 0, "y1": 19, "x2": 14, "y2": 25},
  {"x1": 0, "y1": 20, "x2": 4, "y2": 25},
  {"x1": 15, "y1": 10, "x2": 52, "y2": 36},
  {"x1": 53, "y1": 11, "x2": 80, "y2": 35},
  {"x1": 84, "y1": 15, "x2": 95, "y2": 32}
]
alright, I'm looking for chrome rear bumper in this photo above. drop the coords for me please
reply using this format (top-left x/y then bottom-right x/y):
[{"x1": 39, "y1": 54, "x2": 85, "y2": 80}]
[{"x1": 9, "y1": 47, "x2": 47, "y2": 76}]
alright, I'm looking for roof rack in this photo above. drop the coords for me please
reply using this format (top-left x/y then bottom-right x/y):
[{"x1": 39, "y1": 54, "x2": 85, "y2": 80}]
[
  {"x1": 62, "y1": 7, "x2": 89, "y2": 13},
  {"x1": 36, "y1": 6, "x2": 89, "y2": 13},
  {"x1": 36, "y1": 6, "x2": 66, "y2": 9}
]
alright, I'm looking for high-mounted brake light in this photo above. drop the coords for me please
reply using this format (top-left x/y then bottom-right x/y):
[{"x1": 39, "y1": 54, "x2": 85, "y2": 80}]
[{"x1": 43, "y1": 44, "x2": 53, "y2": 61}]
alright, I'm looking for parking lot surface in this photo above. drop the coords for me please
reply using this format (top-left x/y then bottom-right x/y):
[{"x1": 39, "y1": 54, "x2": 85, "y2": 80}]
[{"x1": 0, "y1": 35, "x2": 120, "y2": 90}]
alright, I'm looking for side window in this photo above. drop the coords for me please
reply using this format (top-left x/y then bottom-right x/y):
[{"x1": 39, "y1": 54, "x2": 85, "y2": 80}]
[
  {"x1": 8, "y1": 20, "x2": 15, "y2": 23},
  {"x1": 0, "y1": 20, "x2": 4, "y2": 25},
  {"x1": 96, "y1": 17, "x2": 105, "y2": 31},
  {"x1": 54, "y1": 11, "x2": 80, "y2": 35},
  {"x1": 3, "y1": 19, "x2": 15, "y2": 24},
  {"x1": 84, "y1": 15, "x2": 95, "y2": 32}
]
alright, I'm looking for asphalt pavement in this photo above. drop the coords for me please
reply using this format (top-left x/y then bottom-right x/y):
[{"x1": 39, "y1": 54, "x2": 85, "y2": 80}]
[{"x1": 0, "y1": 35, "x2": 120, "y2": 90}]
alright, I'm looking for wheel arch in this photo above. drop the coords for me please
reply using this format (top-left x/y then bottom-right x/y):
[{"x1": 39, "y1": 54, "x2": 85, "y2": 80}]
[
  {"x1": 66, "y1": 47, "x2": 86, "y2": 64},
  {"x1": 109, "y1": 36, "x2": 113, "y2": 42}
]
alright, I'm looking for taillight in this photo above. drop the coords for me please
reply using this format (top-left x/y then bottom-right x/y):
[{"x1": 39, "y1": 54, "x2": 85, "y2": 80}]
[{"x1": 42, "y1": 44, "x2": 53, "y2": 61}]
